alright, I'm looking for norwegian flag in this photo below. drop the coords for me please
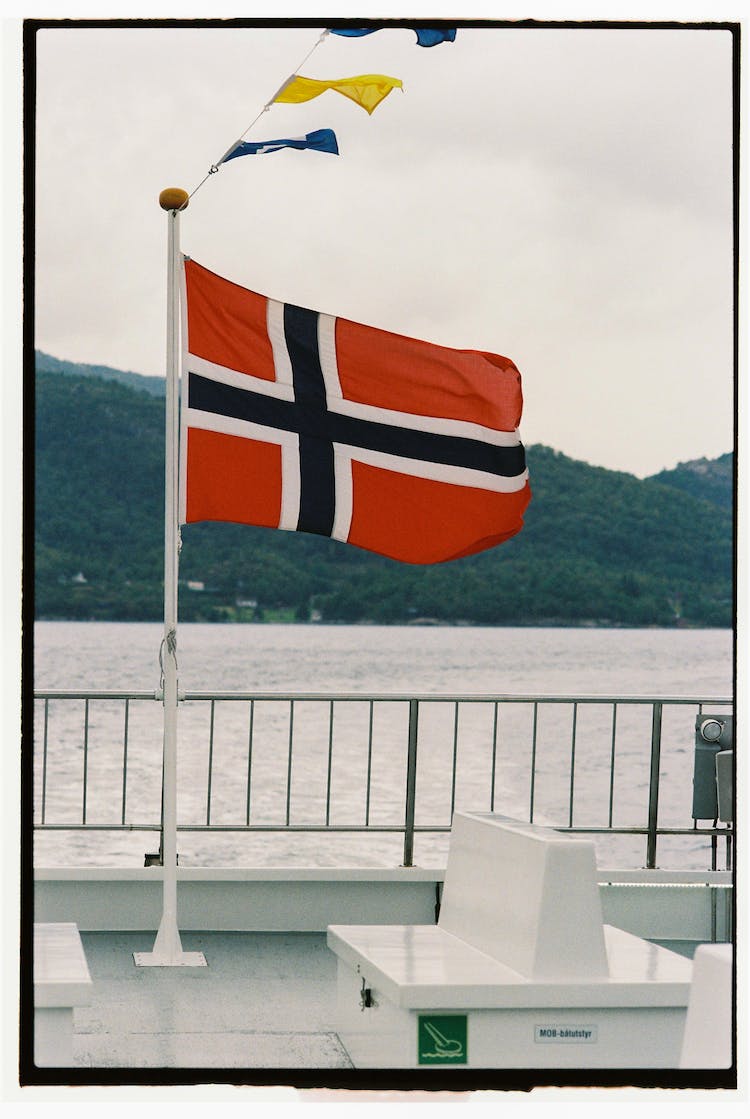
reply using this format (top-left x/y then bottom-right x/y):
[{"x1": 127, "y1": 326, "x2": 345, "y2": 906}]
[{"x1": 180, "y1": 259, "x2": 530, "y2": 564}]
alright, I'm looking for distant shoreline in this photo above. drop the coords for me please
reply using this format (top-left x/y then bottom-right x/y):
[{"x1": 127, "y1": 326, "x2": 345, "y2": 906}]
[{"x1": 33, "y1": 617, "x2": 733, "y2": 631}]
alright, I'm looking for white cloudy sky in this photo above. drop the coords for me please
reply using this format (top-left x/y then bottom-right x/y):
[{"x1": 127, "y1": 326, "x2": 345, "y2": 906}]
[{"x1": 29, "y1": 9, "x2": 736, "y2": 478}]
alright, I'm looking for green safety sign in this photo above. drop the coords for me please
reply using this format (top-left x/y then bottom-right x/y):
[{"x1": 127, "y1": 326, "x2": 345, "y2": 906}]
[{"x1": 418, "y1": 1014, "x2": 468, "y2": 1065}]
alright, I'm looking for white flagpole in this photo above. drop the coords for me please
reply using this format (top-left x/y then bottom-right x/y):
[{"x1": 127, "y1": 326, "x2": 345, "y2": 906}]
[{"x1": 135, "y1": 188, "x2": 206, "y2": 967}]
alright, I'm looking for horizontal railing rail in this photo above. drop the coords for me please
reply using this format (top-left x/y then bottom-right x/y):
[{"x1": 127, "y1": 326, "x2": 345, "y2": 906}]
[
  {"x1": 33, "y1": 690, "x2": 734, "y2": 870},
  {"x1": 36, "y1": 690, "x2": 736, "y2": 703}
]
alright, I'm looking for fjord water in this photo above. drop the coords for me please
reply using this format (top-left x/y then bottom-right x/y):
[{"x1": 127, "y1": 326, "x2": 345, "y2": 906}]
[{"x1": 33, "y1": 622, "x2": 733, "y2": 870}]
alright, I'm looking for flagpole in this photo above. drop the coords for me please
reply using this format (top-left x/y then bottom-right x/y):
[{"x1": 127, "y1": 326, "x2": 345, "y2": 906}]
[{"x1": 134, "y1": 188, "x2": 206, "y2": 968}]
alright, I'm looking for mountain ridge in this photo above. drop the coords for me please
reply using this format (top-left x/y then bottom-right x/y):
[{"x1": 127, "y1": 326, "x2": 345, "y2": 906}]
[{"x1": 35, "y1": 350, "x2": 165, "y2": 397}]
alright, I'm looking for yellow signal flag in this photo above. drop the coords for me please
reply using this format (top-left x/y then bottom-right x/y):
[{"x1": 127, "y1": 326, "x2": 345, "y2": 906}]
[{"x1": 274, "y1": 73, "x2": 403, "y2": 115}]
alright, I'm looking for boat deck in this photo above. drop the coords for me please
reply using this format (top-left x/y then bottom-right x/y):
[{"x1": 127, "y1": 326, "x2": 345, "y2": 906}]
[
  {"x1": 72, "y1": 931, "x2": 352, "y2": 1069},
  {"x1": 67, "y1": 929, "x2": 699, "y2": 1072}
]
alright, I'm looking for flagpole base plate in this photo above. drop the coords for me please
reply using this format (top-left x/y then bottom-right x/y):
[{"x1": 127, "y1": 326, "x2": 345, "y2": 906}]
[{"x1": 133, "y1": 951, "x2": 207, "y2": 968}]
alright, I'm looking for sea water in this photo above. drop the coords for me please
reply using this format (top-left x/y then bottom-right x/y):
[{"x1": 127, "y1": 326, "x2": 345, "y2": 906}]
[{"x1": 33, "y1": 622, "x2": 733, "y2": 870}]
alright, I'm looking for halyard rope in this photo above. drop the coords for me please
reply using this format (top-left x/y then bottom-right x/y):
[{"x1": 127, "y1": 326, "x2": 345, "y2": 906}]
[{"x1": 189, "y1": 29, "x2": 331, "y2": 201}]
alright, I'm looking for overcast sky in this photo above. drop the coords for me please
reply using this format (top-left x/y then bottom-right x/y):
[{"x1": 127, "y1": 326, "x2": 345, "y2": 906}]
[{"x1": 31, "y1": 15, "x2": 736, "y2": 478}]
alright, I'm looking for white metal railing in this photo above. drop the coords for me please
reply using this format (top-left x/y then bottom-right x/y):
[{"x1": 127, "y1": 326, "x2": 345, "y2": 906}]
[{"x1": 33, "y1": 690, "x2": 734, "y2": 870}]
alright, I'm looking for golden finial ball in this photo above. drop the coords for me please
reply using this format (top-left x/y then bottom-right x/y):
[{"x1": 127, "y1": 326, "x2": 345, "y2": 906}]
[{"x1": 159, "y1": 188, "x2": 189, "y2": 211}]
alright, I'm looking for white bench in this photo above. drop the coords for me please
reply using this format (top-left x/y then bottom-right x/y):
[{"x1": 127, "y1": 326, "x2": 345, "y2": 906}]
[
  {"x1": 34, "y1": 922, "x2": 92, "y2": 1067},
  {"x1": 327, "y1": 813, "x2": 693, "y2": 1069},
  {"x1": 680, "y1": 943, "x2": 733, "y2": 1068}
]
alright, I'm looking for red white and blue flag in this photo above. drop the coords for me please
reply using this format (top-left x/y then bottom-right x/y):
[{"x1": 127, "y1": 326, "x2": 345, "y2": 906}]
[{"x1": 180, "y1": 259, "x2": 530, "y2": 564}]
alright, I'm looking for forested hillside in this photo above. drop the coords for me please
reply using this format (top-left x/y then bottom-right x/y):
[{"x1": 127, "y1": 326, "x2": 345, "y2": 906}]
[
  {"x1": 35, "y1": 350, "x2": 165, "y2": 397},
  {"x1": 648, "y1": 453, "x2": 733, "y2": 511},
  {"x1": 34, "y1": 359, "x2": 734, "y2": 626}
]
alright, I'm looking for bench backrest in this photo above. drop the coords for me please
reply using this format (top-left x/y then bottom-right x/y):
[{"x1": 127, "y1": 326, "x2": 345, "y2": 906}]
[{"x1": 438, "y1": 813, "x2": 609, "y2": 981}]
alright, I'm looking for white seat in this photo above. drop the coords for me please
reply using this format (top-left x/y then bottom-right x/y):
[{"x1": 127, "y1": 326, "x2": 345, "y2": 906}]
[
  {"x1": 327, "y1": 813, "x2": 694, "y2": 1069},
  {"x1": 34, "y1": 922, "x2": 92, "y2": 1067},
  {"x1": 680, "y1": 943, "x2": 733, "y2": 1068}
]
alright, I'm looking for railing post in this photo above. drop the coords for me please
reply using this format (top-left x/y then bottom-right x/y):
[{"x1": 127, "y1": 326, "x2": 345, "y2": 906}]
[
  {"x1": 403, "y1": 699, "x2": 419, "y2": 867},
  {"x1": 121, "y1": 698, "x2": 130, "y2": 825},
  {"x1": 82, "y1": 698, "x2": 89, "y2": 825},
  {"x1": 646, "y1": 701, "x2": 663, "y2": 868},
  {"x1": 41, "y1": 699, "x2": 49, "y2": 825}
]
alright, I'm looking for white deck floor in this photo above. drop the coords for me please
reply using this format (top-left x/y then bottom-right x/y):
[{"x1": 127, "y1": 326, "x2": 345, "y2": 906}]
[{"x1": 72, "y1": 931, "x2": 352, "y2": 1069}]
